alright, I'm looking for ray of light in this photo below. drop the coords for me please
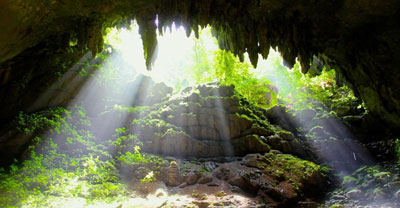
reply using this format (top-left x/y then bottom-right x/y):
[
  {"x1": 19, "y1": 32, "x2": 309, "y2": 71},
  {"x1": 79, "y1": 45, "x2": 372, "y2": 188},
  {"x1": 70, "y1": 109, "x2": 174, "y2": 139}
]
[
  {"x1": 255, "y1": 49, "x2": 374, "y2": 176},
  {"x1": 212, "y1": 87, "x2": 235, "y2": 157}
]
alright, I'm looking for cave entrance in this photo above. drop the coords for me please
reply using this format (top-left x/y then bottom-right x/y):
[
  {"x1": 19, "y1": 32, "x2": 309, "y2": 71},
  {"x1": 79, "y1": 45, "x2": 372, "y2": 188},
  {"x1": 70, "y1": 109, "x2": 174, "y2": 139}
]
[{"x1": 0, "y1": 21, "x2": 382, "y2": 207}]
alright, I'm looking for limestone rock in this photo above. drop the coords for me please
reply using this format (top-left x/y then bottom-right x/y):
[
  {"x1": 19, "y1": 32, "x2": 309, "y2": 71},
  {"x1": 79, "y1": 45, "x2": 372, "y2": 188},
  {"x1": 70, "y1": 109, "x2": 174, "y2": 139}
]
[
  {"x1": 192, "y1": 200, "x2": 210, "y2": 208},
  {"x1": 131, "y1": 84, "x2": 292, "y2": 158},
  {"x1": 232, "y1": 134, "x2": 270, "y2": 155},
  {"x1": 214, "y1": 165, "x2": 236, "y2": 181},
  {"x1": 242, "y1": 153, "x2": 269, "y2": 169},
  {"x1": 198, "y1": 175, "x2": 213, "y2": 184},
  {"x1": 346, "y1": 189, "x2": 364, "y2": 199},
  {"x1": 394, "y1": 190, "x2": 400, "y2": 201},
  {"x1": 168, "y1": 161, "x2": 183, "y2": 187},
  {"x1": 130, "y1": 75, "x2": 173, "y2": 106},
  {"x1": 185, "y1": 172, "x2": 199, "y2": 185},
  {"x1": 265, "y1": 105, "x2": 298, "y2": 133},
  {"x1": 178, "y1": 182, "x2": 188, "y2": 188},
  {"x1": 228, "y1": 170, "x2": 266, "y2": 196}
]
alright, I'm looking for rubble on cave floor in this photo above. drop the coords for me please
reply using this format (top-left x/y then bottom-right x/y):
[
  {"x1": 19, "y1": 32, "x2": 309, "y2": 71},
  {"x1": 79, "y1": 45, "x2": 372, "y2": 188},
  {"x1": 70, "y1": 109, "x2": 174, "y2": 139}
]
[{"x1": 122, "y1": 153, "x2": 327, "y2": 208}]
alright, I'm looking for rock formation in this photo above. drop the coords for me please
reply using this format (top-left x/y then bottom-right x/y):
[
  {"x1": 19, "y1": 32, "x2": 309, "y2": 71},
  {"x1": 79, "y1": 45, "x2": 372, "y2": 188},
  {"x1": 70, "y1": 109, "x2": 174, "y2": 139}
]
[{"x1": 112, "y1": 83, "x2": 308, "y2": 158}]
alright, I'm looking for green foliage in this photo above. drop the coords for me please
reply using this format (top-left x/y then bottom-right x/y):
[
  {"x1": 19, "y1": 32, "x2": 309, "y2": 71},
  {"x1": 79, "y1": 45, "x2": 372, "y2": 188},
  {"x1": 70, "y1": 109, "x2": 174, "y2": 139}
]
[
  {"x1": 0, "y1": 106, "x2": 133, "y2": 207},
  {"x1": 255, "y1": 51, "x2": 363, "y2": 113},
  {"x1": 116, "y1": 146, "x2": 148, "y2": 165},
  {"x1": 140, "y1": 171, "x2": 156, "y2": 183},
  {"x1": 110, "y1": 127, "x2": 140, "y2": 151},
  {"x1": 186, "y1": 29, "x2": 215, "y2": 86},
  {"x1": 17, "y1": 107, "x2": 68, "y2": 134},
  {"x1": 174, "y1": 31, "x2": 360, "y2": 112},
  {"x1": 342, "y1": 176, "x2": 357, "y2": 186},
  {"x1": 330, "y1": 205, "x2": 345, "y2": 208},
  {"x1": 213, "y1": 50, "x2": 277, "y2": 107},
  {"x1": 343, "y1": 165, "x2": 392, "y2": 192},
  {"x1": 0, "y1": 104, "x2": 169, "y2": 206}
]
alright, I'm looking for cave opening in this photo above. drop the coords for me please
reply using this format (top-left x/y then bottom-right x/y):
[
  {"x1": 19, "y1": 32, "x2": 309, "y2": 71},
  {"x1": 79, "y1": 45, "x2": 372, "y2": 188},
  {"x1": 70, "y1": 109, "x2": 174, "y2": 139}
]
[{"x1": 1, "y1": 1, "x2": 400, "y2": 207}]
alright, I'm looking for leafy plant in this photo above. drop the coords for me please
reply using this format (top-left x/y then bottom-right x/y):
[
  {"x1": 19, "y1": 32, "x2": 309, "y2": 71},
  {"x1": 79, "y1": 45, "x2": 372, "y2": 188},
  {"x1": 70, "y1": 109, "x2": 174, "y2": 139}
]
[{"x1": 116, "y1": 146, "x2": 148, "y2": 165}]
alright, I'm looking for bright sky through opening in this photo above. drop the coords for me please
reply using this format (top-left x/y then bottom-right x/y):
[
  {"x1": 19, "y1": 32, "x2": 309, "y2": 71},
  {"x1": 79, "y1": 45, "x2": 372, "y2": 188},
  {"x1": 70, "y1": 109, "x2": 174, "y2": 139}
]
[{"x1": 112, "y1": 22, "x2": 218, "y2": 87}]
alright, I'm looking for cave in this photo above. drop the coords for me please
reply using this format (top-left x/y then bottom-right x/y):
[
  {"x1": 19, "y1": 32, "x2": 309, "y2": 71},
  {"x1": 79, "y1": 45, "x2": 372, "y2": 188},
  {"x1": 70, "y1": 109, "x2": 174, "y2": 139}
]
[{"x1": 1, "y1": 1, "x2": 400, "y2": 207}]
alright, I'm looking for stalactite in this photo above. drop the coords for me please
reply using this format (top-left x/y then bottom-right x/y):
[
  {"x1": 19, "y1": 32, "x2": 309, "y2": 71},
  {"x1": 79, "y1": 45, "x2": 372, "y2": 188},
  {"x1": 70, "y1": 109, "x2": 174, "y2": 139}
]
[
  {"x1": 299, "y1": 54, "x2": 311, "y2": 74},
  {"x1": 87, "y1": 21, "x2": 104, "y2": 58},
  {"x1": 77, "y1": 20, "x2": 89, "y2": 51},
  {"x1": 137, "y1": 13, "x2": 158, "y2": 70}
]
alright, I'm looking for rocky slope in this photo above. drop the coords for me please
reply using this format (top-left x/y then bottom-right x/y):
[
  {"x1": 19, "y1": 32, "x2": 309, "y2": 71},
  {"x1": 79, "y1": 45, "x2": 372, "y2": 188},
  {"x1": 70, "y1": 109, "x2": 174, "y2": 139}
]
[{"x1": 107, "y1": 83, "x2": 309, "y2": 159}]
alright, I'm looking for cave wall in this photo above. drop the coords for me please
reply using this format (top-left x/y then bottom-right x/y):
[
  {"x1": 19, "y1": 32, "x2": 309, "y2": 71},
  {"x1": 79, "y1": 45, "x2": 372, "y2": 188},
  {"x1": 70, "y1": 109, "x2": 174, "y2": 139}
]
[{"x1": 1, "y1": 0, "x2": 400, "y2": 129}]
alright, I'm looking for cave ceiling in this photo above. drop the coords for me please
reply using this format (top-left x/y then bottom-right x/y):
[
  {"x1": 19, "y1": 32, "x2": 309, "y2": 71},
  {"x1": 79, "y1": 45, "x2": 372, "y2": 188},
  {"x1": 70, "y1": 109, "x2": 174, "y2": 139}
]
[{"x1": 0, "y1": 0, "x2": 400, "y2": 129}]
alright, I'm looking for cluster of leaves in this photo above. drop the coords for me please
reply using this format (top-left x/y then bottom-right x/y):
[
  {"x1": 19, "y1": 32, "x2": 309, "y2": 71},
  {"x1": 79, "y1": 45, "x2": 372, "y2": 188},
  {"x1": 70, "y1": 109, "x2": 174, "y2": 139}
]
[
  {"x1": 395, "y1": 138, "x2": 400, "y2": 163},
  {"x1": 213, "y1": 50, "x2": 278, "y2": 107},
  {"x1": 253, "y1": 51, "x2": 363, "y2": 113},
  {"x1": 300, "y1": 67, "x2": 362, "y2": 114}
]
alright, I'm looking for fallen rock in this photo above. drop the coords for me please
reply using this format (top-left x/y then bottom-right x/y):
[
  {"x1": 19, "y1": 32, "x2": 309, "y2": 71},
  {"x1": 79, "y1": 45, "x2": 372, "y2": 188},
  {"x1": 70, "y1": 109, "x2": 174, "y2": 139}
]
[
  {"x1": 185, "y1": 172, "x2": 199, "y2": 185},
  {"x1": 179, "y1": 182, "x2": 188, "y2": 188},
  {"x1": 198, "y1": 175, "x2": 213, "y2": 184},
  {"x1": 207, "y1": 182, "x2": 220, "y2": 186},
  {"x1": 214, "y1": 165, "x2": 236, "y2": 181},
  {"x1": 394, "y1": 189, "x2": 400, "y2": 200},
  {"x1": 373, "y1": 187, "x2": 389, "y2": 200},
  {"x1": 192, "y1": 200, "x2": 210, "y2": 208},
  {"x1": 297, "y1": 201, "x2": 319, "y2": 208},
  {"x1": 228, "y1": 170, "x2": 265, "y2": 196},
  {"x1": 132, "y1": 181, "x2": 165, "y2": 194},
  {"x1": 346, "y1": 189, "x2": 364, "y2": 199},
  {"x1": 242, "y1": 153, "x2": 269, "y2": 169},
  {"x1": 262, "y1": 181, "x2": 297, "y2": 203}
]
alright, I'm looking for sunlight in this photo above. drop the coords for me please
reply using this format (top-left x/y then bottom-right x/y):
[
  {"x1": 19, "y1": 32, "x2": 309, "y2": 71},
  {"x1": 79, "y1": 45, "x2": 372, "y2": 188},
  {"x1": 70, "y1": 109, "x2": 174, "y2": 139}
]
[
  {"x1": 116, "y1": 22, "x2": 217, "y2": 88},
  {"x1": 255, "y1": 49, "x2": 374, "y2": 173},
  {"x1": 212, "y1": 88, "x2": 235, "y2": 157}
]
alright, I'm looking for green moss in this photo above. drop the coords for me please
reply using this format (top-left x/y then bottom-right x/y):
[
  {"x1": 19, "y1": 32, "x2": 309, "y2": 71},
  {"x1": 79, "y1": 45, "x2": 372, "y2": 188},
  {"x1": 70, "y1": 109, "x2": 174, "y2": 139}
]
[
  {"x1": 342, "y1": 176, "x2": 357, "y2": 186},
  {"x1": 235, "y1": 113, "x2": 253, "y2": 122},
  {"x1": 329, "y1": 204, "x2": 345, "y2": 208},
  {"x1": 263, "y1": 153, "x2": 323, "y2": 190},
  {"x1": 395, "y1": 138, "x2": 400, "y2": 162},
  {"x1": 107, "y1": 104, "x2": 150, "y2": 115},
  {"x1": 162, "y1": 128, "x2": 189, "y2": 138},
  {"x1": 169, "y1": 161, "x2": 178, "y2": 168}
]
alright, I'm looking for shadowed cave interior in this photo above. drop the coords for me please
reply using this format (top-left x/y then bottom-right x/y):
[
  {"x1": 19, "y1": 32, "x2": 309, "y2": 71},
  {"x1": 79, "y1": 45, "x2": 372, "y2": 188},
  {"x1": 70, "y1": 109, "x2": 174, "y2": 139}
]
[{"x1": 1, "y1": 1, "x2": 400, "y2": 207}]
